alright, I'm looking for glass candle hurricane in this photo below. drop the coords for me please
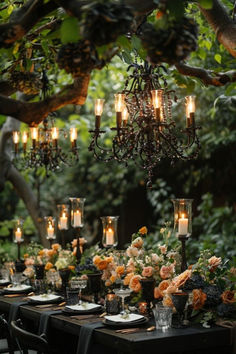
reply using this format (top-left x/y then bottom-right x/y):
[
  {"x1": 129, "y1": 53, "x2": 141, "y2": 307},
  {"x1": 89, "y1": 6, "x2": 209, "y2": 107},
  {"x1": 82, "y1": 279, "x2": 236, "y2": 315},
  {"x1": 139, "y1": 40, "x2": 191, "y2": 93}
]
[
  {"x1": 44, "y1": 216, "x2": 56, "y2": 241},
  {"x1": 101, "y1": 216, "x2": 119, "y2": 248},
  {"x1": 171, "y1": 199, "x2": 193, "y2": 238},
  {"x1": 57, "y1": 204, "x2": 69, "y2": 230},
  {"x1": 14, "y1": 219, "x2": 24, "y2": 243},
  {"x1": 69, "y1": 198, "x2": 86, "y2": 228}
]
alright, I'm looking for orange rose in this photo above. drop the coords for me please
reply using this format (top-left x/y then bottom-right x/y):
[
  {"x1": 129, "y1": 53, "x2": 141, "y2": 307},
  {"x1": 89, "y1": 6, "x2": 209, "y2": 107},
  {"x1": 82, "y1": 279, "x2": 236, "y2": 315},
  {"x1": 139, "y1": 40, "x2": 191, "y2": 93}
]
[
  {"x1": 105, "y1": 280, "x2": 112, "y2": 287},
  {"x1": 68, "y1": 265, "x2": 75, "y2": 271},
  {"x1": 93, "y1": 255, "x2": 101, "y2": 266},
  {"x1": 45, "y1": 262, "x2": 53, "y2": 271},
  {"x1": 123, "y1": 272, "x2": 134, "y2": 286},
  {"x1": 173, "y1": 269, "x2": 192, "y2": 289},
  {"x1": 97, "y1": 260, "x2": 108, "y2": 270},
  {"x1": 52, "y1": 243, "x2": 60, "y2": 251},
  {"x1": 24, "y1": 253, "x2": 29, "y2": 259},
  {"x1": 106, "y1": 256, "x2": 113, "y2": 264},
  {"x1": 132, "y1": 237, "x2": 143, "y2": 249},
  {"x1": 129, "y1": 275, "x2": 142, "y2": 293},
  {"x1": 139, "y1": 226, "x2": 148, "y2": 235},
  {"x1": 208, "y1": 256, "x2": 221, "y2": 272},
  {"x1": 221, "y1": 290, "x2": 235, "y2": 304},
  {"x1": 110, "y1": 274, "x2": 117, "y2": 283},
  {"x1": 47, "y1": 249, "x2": 56, "y2": 257},
  {"x1": 115, "y1": 265, "x2": 125, "y2": 276},
  {"x1": 158, "y1": 280, "x2": 171, "y2": 296},
  {"x1": 38, "y1": 250, "x2": 45, "y2": 256},
  {"x1": 192, "y1": 289, "x2": 207, "y2": 310},
  {"x1": 142, "y1": 266, "x2": 153, "y2": 278}
]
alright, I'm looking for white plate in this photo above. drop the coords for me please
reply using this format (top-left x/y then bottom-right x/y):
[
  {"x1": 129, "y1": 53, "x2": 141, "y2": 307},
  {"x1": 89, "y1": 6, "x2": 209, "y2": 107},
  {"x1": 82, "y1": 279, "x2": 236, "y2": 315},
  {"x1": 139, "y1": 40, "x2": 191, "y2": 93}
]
[
  {"x1": 104, "y1": 313, "x2": 144, "y2": 323},
  {"x1": 29, "y1": 294, "x2": 60, "y2": 302},
  {"x1": 4, "y1": 284, "x2": 31, "y2": 292},
  {"x1": 66, "y1": 303, "x2": 101, "y2": 311},
  {"x1": 0, "y1": 279, "x2": 9, "y2": 284}
]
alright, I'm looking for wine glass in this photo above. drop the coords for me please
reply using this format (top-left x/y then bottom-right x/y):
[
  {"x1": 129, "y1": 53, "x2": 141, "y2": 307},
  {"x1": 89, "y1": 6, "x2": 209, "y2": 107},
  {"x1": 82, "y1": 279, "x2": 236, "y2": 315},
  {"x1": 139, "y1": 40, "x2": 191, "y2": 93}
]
[
  {"x1": 75, "y1": 278, "x2": 87, "y2": 305},
  {"x1": 114, "y1": 287, "x2": 131, "y2": 315},
  {"x1": 171, "y1": 292, "x2": 189, "y2": 328}
]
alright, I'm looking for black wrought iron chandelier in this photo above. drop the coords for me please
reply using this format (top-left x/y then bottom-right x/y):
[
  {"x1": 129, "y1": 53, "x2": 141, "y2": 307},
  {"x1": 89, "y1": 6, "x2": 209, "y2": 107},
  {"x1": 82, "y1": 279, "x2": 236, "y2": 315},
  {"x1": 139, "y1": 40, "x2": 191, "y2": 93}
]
[
  {"x1": 12, "y1": 72, "x2": 79, "y2": 174},
  {"x1": 89, "y1": 61, "x2": 201, "y2": 187}
]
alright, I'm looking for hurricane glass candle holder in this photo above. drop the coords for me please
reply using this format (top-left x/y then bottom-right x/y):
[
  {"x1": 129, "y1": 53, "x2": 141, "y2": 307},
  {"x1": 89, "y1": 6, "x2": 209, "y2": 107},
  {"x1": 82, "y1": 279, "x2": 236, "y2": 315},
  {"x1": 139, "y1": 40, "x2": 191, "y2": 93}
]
[{"x1": 101, "y1": 216, "x2": 119, "y2": 248}]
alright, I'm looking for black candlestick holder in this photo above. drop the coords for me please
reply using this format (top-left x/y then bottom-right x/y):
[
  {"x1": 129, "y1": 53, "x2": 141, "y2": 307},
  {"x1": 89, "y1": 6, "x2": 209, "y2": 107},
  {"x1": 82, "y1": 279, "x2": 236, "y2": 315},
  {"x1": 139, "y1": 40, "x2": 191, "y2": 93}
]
[
  {"x1": 178, "y1": 234, "x2": 189, "y2": 272},
  {"x1": 17, "y1": 242, "x2": 21, "y2": 261},
  {"x1": 75, "y1": 227, "x2": 82, "y2": 264}
]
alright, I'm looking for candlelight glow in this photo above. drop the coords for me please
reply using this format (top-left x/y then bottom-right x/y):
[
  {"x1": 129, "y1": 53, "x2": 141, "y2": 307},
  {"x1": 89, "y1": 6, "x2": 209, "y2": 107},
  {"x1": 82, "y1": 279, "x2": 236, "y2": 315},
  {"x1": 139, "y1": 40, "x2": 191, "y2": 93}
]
[
  {"x1": 95, "y1": 99, "x2": 105, "y2": 116},
  {"x1": 114, "y1": 93, "x2": 125, "y2": 113},
  {"x1": 70, "y1": 127, "x2": 77, "y2": 142},
  {"x1": 13, "y1": 131, "x2": 20, "y2": 144},
  {"x1": 151, "y1": 89, "x2": 162, "y2": 109},
  {"x1": 22, "y1": 131, "x2": 28, "y2": 144},
  {"x1": 51, "y1": 127, "x2": 59, "y2": 140},
  {"x1": 186, "y1": 96, "x2": 196, "y2": 118},
  {"x1": 30, "y1": 127, "x2": 38, "y2": 140},
  {"x1": 122, "y1": 106, "x2": 129, "y2": 121}
]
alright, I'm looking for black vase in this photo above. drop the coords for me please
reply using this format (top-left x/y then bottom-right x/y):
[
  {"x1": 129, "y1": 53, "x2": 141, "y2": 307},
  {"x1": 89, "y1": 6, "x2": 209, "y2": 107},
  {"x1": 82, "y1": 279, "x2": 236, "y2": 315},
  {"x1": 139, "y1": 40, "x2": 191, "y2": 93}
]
[
  {"x1": 140, "y1": 278, "x2": 155, "y2": 314},
  {"x1": 87, "y1": 272, "x2": 102, "y2": 303},
  {"x1": 34, "y1": 264, "x2": 45, "y2": 280},
  {"x1": 59, "y1": 268, "x2": 71, "y2": 299},
  {"x1": 171, "y1": 292, "x2": 189, "y2": 327},
  {"x1": 15, "y1": 260, "x2": 26, "y2": 273}
]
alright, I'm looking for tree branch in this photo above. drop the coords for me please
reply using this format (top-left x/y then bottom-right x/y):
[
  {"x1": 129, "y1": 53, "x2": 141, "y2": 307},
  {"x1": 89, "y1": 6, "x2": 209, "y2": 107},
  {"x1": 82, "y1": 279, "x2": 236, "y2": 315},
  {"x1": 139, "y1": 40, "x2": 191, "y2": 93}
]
[
  {"x1": 0, "y1": 0, "x2": 58, "y2": 47},
  {"x1": 0, "y1": 74, "x2": 90, "y2": 125},
  {"x1": 199, "y1": 0, "x2": 236, "y2": 58},
  {"x1": 175, "y1": 62, "x2": 236, "y2": 86},
  {"x1": 0, "y1": 80, "x2": 16, "y2": 96}
]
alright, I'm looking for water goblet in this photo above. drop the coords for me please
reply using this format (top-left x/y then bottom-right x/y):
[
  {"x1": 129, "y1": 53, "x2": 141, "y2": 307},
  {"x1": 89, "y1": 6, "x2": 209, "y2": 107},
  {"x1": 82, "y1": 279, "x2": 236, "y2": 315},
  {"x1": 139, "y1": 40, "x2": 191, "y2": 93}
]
[
  {"x1": 76, "y1": 278, "x2": 87, "y2": 305},
  {"x1": 113, "y1": 287, "x2": 131, "y2": 315}
]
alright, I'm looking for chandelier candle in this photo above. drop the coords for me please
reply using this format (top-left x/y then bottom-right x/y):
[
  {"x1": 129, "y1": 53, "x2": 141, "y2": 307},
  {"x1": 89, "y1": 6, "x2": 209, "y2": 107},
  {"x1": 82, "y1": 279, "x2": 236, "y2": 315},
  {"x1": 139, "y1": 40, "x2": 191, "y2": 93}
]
[
  {"x1": 70, "y1": 128, "x2": 77, "y2": 150},
  {"x1": 185, "y1": 96, "x2": 196, "y2": 128},
  {"x1": 22, "y1": 131, "x2": 28, "y2": 154},
  {"x1": 13, "y1": 131, "x2": 20, "y2": 154},
  {"x1": 122, "y1": 106, "x2": 129, "y2": 127},
  {"x1": 51, "y1": 127, "x2": 59, "y2": 148},
  {"x1": 114, "y1": 93, "x2": 125, "y2": 129},
  {"x1": 30, "y1": 127, "x2": 38, "y2": 149},
  {"x1": 95, "y1": 99, "x2": 105, "y2": 130}
]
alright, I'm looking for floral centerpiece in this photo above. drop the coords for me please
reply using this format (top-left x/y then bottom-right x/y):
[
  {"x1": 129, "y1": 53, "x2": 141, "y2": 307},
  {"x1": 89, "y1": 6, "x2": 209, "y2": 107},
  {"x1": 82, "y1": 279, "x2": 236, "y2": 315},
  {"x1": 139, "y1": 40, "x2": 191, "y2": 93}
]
[{"x1": 92, "y1": 225, "x2": 235, "y2": 325}]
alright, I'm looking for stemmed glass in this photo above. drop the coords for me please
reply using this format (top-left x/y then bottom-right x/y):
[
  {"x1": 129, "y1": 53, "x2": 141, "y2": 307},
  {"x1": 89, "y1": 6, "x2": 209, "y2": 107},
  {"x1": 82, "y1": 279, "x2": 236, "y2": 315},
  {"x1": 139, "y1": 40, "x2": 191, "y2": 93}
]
[
  {"x1": 114, "y1": 287, "x2": 131, "y2": 315},
  {"x1": 73, "y1": 278, "x2": 87, "y2": 305}
]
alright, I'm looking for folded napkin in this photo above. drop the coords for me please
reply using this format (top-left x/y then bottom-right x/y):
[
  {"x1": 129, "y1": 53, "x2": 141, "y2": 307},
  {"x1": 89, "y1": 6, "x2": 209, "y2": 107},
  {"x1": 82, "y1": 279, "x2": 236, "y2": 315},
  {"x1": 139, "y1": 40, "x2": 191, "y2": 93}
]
[
  {"x1": 8, "y1": 301, "x2": 28, "y2": 324},
  {"x1": 76, "y1": 321, "x2": 104, "y2": 354},
  {"x1": 38, "y1": 309, "x2": 63, "y2": 335}
]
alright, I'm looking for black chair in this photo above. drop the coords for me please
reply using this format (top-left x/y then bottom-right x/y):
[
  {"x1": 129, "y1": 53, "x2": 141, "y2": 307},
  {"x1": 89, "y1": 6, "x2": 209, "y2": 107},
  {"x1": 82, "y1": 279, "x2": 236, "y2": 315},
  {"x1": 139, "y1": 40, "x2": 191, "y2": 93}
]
[
  {"x1": 10, "y1": 320, "x2": 55, "y2": 354},
  {"x1": 0, "y1": 315, "x2": 14, "y2": 354}
]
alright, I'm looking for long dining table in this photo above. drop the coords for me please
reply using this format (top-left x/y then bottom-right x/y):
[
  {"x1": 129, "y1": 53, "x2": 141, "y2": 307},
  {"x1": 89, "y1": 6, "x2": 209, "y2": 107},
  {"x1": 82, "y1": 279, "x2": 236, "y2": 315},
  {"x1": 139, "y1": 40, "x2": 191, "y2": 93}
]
[{"x1": 0, "y1": 295, "x2": 234, "y2": 354}]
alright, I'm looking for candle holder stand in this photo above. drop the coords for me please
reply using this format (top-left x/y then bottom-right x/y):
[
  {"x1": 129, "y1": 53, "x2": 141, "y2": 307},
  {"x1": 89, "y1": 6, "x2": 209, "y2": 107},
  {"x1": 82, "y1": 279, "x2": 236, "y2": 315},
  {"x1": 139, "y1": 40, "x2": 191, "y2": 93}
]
[
  {"x1": 75, "y1": 227, "x2": 82, "y2": 264},
  {"x1": 48, "y1": 238, "x2": 54, "y2": 248},
  {"x1": 17, "y1": 241, "x2": 21, "y2": 261},
  {"x1": 178, "y1": 235, "x2": 189, "y2": 272},
  {"x1": 61, "y1": 230, "x2": 66, "y2": 249}
]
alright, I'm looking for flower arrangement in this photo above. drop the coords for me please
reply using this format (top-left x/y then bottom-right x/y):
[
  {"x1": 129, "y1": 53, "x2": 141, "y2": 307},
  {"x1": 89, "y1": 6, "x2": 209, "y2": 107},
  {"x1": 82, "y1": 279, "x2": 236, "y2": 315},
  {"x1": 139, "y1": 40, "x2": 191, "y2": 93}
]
[{"x1": 92, "y1": 226, "x2": 235, "y2": 325}]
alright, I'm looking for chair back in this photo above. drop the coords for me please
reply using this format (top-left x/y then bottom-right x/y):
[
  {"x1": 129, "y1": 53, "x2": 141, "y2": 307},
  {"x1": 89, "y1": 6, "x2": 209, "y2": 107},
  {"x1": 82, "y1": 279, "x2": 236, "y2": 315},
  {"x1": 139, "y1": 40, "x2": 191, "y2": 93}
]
[
  {"x1": 0, "y1": 314, "x2": 14, "y2": 354},
  {"x1": 10, "y1": 320, "x2": 51, "y2": 354}
]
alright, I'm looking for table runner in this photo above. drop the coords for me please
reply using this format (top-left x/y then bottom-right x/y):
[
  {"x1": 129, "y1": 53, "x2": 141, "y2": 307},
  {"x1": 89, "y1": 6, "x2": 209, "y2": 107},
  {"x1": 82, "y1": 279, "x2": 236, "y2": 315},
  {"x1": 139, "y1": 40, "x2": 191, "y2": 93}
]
[
  {"x1": 38, "y1": 309, "x2": 63, "y2": 335},
  {"x1": 8, "y1": 301, "x2": 28, "y2": 324},
  {"x1": 76, "y1": 321, "x2": 105, "y2": 354}
]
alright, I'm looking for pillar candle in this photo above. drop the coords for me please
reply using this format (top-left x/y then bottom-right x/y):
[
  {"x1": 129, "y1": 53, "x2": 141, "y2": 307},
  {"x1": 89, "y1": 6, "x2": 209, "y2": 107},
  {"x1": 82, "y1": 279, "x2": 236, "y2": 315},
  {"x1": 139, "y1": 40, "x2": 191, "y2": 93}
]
[
  {"x1": 106, "y1": 227, "x2": 114, "y2": 245},
  {"x1": 15, "y1": 227, "x2": 22, "y2": 242},
  {"x1": 178, "y1": 214, "x2": 188, "y2": 235},
  {"x1": 60, "y1": 212, "x2": 68, "y2": 229},
  {"x1": 74, "y1": 210, "x2": 81, "y2": 227}
]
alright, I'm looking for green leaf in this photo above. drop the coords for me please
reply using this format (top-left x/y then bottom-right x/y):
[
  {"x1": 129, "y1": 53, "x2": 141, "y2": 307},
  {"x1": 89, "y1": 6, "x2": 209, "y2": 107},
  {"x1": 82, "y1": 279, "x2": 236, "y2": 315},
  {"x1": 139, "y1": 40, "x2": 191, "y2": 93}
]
[
  {"x1": 131, "y1": 36, "x2": 142, "y2": 51},
  {"x1": 122, "y1": 50, "x2": 132, "y2": 64},
  {"x1": 198, "y1": 0, "x2": 213, "y2": 9},
  {"x1": 116, "y1": 35, "x2": 131, "y2": 50},
  {"x1": 214, "y1": 54, "x2": 221, "y2": 64},
  {"x1": 60, "y1": 17, "x2": 80, "y2": 44}
]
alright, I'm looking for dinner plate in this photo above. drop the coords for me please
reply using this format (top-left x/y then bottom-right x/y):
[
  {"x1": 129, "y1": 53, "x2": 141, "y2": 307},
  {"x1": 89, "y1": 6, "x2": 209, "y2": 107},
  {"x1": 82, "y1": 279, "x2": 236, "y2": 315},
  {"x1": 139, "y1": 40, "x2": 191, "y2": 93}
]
[
  {"x1": 103, "y1": 314, "x2": 148, "y2": 328},
  {"x1": 0, "y1": 279, "x2": 10, "y2": 286},
  {"x1": 3, "y1": 284, "x2": 32, "y2": 294},
  {"x1": 27, "y1": 294, "x2": 62, "y2": 304},
  {"x1": 63, "y1": 303, "x2": 103, "y2": 315}
]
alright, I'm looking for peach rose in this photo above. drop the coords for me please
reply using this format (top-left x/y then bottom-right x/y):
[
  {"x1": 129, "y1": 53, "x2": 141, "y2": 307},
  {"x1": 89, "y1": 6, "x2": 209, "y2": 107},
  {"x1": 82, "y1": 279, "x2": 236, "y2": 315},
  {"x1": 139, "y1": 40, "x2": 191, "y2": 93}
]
[
  {"x1": 47, "y1": 249, "x2": 56, "y2": 257},
  {"x1": 154, "y1": 287, "x2": 162, "y2": 299},
  {"x1": 126, "y1": 259, "x2": 135, "y2": 273},
  {"x1": 163, "y1": 295, "x2": 174, "y2": 308},
  {"x1": 105, "y1": 280, "x2": 112, "y2": 287},
  {"x1": 126, "y1": 246, "x2": 139, "y2": 257},
  {"x1": 115, "y1": 265, "x2": 125, "y2": 276},
  {"x1": 208, "y1": 256, "x2": 221, "y2": 272},
  {"x1": 71, "y1": 239, "x2": 77, "y2": 248},
  {"x1": 173, "y1": 269, "x2": 192, "y2": 289},
  {"x1": 159, "y1": 244, "x2": 167, "y2": 255},
  {"x1": 45, "y1": 262, "x2": 53, "y2": 271},
  {"x1": 106, "y1": 256, "x2": 113, "y2": 264},
  {"x1": 164, "y1": 284, "x2": 178, "y2": 295},
  {"x1": 139, "y1": 226, "x2": 148, "y2": 235},
  {"x1": 123, "y1": 272, "x2": 134, "y2": 286},
  {"x1": 158, "y1": 280, "x2": 171, "y2": 296},
  {"x1": 151, "y1": 253, "x2": 161, "y2": 263},
  {"x1": 110, "y1": 274, "x2": 117, "y2": 283},
  {"x1": 38, "y1": 249, "x2": 45, "y2": 256},
  {"x1": 24, "y1": 257, "x2": 34, "y2": 266},
  {"x1": 129, "y1": 275, "x2": 142, "y2": 293},
  {"x1": 81, "y1": 274, "x2": 88, "y2": 280},
  {"x1": 68, "y1": 265, "x2": 75, "y2": 271},
  {"x1": 160, "y1": 264, "x2": 174, "y2": 279},
  {"x1": 221, "y1": 290, "x2": 235, "y2": 304},
  {"x1": 230, "y1": 267, "x2": 236, "y2": 276},
  {"x1": 132, "y1": 237, "x2": 143, "y2": 249},
  {"x1": 142, "y1": 266, "x2": 153, "y2": 278},
  {"x1": 192, "y1": 289, "x2": 207, "y2": 310}
]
